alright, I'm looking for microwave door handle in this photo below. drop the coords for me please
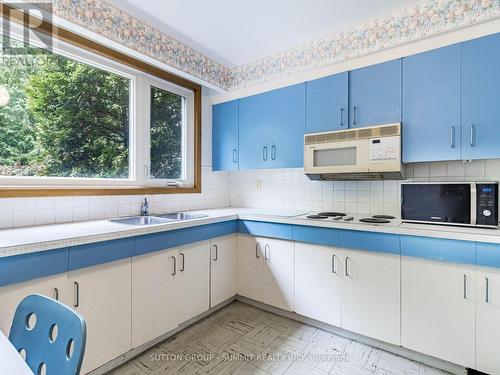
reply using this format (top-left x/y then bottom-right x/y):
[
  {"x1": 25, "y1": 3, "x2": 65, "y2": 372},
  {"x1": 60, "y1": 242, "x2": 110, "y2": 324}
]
[{"x1": 471, "y1": 184, "x2": 477, "y2": 226}]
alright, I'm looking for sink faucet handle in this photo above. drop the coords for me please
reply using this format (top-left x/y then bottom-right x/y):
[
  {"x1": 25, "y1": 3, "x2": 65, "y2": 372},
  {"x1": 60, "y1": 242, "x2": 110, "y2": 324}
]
[{"x1": 141, "y1": 198, "x2": 150, "y2": 216}]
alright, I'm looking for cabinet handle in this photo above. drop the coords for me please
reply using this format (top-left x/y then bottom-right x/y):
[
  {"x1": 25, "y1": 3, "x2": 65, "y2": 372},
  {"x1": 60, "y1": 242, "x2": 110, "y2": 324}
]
[
  {"x1": 255, "y1": 243, "x2": 261, "y2": 258},
  {"x1": 463, "y1": 274, "x2": 467, "y2": 299},
  {"x1": 353, "y1": 106, "x2": 358, "y2": 126},
  {"x1": 340, "y1": 108, "x2": 345, "y2": 127},
  {"x1": 263, "y1": 146, "x2": 268, "y2": 161},
  {"x1": 450, "y1": 126, "x2": 455, "y2": 149},
  {"x1": 470, "y1": 124, "x2": 476, "y2": 147},
  {"x1": 486, "y1": 277, "x2": 490, "y2": 303},
  {"x1": 53, "y1": 288, "x2": 59, "y2": 301},
  {"x1": 172, "y1": 256, "x2": 177, "y2": 276},
  {"x1": 271, "y1": 145, "x2": 276, "y2": 160},
  {"x1": 213, "y1": 244, "x2": 218, "y2": 261},
  {"x1": 264, "y1": 244, "x2": 270, "y2": 261},
  {"x1": 345, "y1": 257, "x2": 351, "y2": 277},
  {"x1": 331, "y1": 254, "x2": 337, "y2": 274},
  {"x1": 73, "y1": 282, "x2": 79, "y2": 308},
  {"x1": 180, "y1": 253, "x2": 185, "y2": 272},
  {"x1": 232, "y1": 149, "x2": 238, "y2": 164}
]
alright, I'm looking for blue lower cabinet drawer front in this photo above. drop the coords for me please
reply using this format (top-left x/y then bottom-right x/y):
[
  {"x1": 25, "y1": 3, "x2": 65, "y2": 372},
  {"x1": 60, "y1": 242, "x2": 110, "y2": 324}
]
[
  {"x1": 0, "y1": 248, "x2": 69, "y2": 287},
  {"x1": 401, "y1": 235, "x2": 476, "y2": 265},
  {"x1": 69, "y1": 238, "x2": 135, "y2": 271},
  {"x1": 340, "y1": 230, "x2": 400, "y2": 254},
  {"x1": 292, "y1": 225, "x2": 341, "y2": 247},
  {"x1": 136, "y1": 220, "x2": 237, "y2": 256},
  {"x1": 477, "y1": 242, "x2": 500, "y2": 268},
  {"x1": 237, "y1": 220, "x2": 293, "y2": 240}
]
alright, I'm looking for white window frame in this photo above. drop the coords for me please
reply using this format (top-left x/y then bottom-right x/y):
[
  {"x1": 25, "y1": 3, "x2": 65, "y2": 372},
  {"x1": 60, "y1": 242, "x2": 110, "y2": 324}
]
[
  {"x1": 139, "y1": 75, "x2": 195, "y2": 188},
  {"x1": 0, "y1": 19, "x2": 195, "y2": 188}
]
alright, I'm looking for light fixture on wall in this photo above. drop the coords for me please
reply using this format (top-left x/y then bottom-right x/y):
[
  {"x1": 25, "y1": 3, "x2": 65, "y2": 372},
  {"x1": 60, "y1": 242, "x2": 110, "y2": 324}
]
[{"x1": 0, "y1": 86, "x2": 10, "y2": 107}]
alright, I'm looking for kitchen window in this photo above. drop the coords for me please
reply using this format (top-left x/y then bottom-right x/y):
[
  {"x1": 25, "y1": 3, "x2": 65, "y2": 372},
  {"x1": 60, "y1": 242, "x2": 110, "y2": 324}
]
[{"x1": 0, "y1": 7, "x2": 201, "y2": 196}]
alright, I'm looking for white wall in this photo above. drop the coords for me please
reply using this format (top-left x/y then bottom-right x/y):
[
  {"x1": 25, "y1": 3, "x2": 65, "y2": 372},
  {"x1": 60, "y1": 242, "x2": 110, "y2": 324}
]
[
  {"x1": 0, "y1": 87, "x2": 230, "y2": 229},
  {"x1": 229, "y1": 160, "x2": 500, "y2": 218}
]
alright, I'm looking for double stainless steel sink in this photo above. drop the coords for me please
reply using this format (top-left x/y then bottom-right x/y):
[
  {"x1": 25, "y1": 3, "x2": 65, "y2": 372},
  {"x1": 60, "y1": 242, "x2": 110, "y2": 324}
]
[{"x1": 109, "y1": 212, "x2": 209, "y2": 226}]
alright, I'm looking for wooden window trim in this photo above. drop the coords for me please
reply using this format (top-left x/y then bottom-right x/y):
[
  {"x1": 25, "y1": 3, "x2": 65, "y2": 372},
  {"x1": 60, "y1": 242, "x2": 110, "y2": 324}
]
[{"x1": 0, "y1": 4, "x2": 202, "y2": 198}]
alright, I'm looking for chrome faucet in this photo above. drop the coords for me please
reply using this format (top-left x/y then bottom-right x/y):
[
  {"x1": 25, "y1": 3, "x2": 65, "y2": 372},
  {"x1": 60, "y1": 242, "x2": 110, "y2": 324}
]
[{"x1": 140, "y1": 198, "x2": 150, "y2": 216}]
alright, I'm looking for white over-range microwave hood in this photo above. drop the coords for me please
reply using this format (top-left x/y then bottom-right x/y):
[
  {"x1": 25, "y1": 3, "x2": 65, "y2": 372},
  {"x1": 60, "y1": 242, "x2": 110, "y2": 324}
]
[{"x1": 304, "y1": 123, "x2": 404, "y2": 181}]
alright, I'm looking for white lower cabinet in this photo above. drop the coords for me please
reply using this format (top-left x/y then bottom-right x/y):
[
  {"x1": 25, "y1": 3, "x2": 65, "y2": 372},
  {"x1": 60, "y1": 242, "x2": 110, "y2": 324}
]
[
  {"x1": 476, "y1": 266, "x2": 500, "y2": 374},
  {"x1": 132, "y1": 248, "x2": 179, "y2": 348},
  {"x1": 295, "y1": 244, "x2": 400, "y2": 344},
  {"x1": 261, "y1": 238, "x2": 295, "y2": 311},
  {"x1": 295, "y1": 243, "x2": 342, "y2": 326},
  {"x1": 237, "y1": 235, "x2": 294, "y2": 311},
  {"x1": 178, "y1": 241, "x2": 210, "y2": 322},
  {"x1": 402, "y1": 256, "x2": 475, "y2": 368},
  {"x1": 342, "y1": 249, "x2": 400, "y2": 345},
  {"x1": 210, "y1": 235, "x2": 237, "y2": 307},
  {"x1": 0, "y1": 274, "x2": 66, "y2": 336},
  {"x1": 66, "y1": 259, "x2": 132, "y2": 374},
  {"x1": 237, "y1": 235, "x2": 264, "y2": 302}
]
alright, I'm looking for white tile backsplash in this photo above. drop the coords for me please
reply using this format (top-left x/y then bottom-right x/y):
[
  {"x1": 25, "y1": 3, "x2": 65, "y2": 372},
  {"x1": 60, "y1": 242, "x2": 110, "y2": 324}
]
[
  {"x1": 0, "y1": 167, "x2": 230, "y2": 229},
  {"x1": 229, "y1": 160, "x2": 500, "y2": 218}
]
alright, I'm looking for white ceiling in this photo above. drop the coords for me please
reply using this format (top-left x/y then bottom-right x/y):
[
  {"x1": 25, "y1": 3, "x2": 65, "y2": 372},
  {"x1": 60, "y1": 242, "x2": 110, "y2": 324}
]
[{"x1": 110, "y1": 0, "x2": 418, "y2": 68}]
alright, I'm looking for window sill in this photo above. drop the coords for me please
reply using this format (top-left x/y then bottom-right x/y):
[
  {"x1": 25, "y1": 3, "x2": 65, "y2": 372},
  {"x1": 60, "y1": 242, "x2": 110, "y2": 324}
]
[{"x1": 0, "y1": 185, "x2": 201, "y2": 198}]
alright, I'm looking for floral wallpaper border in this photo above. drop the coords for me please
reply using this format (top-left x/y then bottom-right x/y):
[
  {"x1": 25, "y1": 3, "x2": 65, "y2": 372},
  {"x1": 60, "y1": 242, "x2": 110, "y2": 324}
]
[
  {"x1": 54, "y1": 0, "x2": 232, "y2": 88},
  {"x1": 52, "y1": 0, "x2": 500, "y2": 91}
]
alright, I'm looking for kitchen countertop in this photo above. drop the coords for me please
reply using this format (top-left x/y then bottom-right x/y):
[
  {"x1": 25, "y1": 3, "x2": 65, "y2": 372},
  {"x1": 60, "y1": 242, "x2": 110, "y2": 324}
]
[{"x1": 1, "y1": 207, "x2": 499, "y2": 258}]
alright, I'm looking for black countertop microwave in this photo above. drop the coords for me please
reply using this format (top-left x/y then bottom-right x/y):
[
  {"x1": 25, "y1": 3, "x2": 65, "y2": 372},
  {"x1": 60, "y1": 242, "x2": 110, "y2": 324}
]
[{"x1": 401, "y1": 182, "x2": 499, "y2": 228}]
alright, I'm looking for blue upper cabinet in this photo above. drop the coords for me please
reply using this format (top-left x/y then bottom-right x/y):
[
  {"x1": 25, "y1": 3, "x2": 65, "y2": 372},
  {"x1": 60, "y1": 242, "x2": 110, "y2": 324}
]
[
  {"x1": 212, "y1": 100, "x2": 239, "y2": 171},
  {"x1": 402, "y1": 44, "x2": 461, "y2": 163},
  {"x1": 349, "y1": 60, "x2": 402, "y2": 128},
  {"x1": 462, "y1": 33, "x2": 500, "y2": 160},
  {"x1": 239, "y1": 84, "x2": 306, "y2": 170},
  {"x1": 305, "y1": 72, "x2": 348, "y2": 133}
]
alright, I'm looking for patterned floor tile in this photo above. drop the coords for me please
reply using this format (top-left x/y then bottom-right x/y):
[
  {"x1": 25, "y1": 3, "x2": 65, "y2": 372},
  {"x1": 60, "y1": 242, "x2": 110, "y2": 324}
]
[
  {"x1": 108, "y1": 302, "x2": 451, "y2": 375},
  {"x1": 182, "y1": 341, "x2": 226, "y2": 372},
  {"x1": 251, "y1": 345, "x2": 294, "y2": 375},
  {"x1": 204, "y1": 359, "x2": 245, "y2": 375},
  {"x1": 223, "y1": 336, "x2": 268, "y2": 360},
  {"x1": 227, "y1": 363, "x2": 267, "y2": 375},
  {"x1": 300, "y1": 341, "x2": 345, "y2": 373},
  {"x1": 269, "y1": 333, "x2": 310, "y2": 355},
  {"x1": 134, "y1": 346, "x2": 172, "y2": 373},
  {"x1": 284, "y1": 361, "x2": 329, "y2": 375},
  {"x1": 244, "y1": 324, "x2": 282, "y2": 347},
  {"x1": 201, "y1": 326, "x2": 242, "y2": 350},
  {"x1": 149, "y1": 360, "x2": 205, "y2": 375},
  {"x1": 107, "y1": 361, "x2": 147, "y2": 375},
  {"x1": 374, "y1": 351, "x2": 420, "y2": 375},
  {"x1": 284, "y1": 324, "x2": 318, "y2": 341},
  {"x1": 222, "y1": 318, "x2": 260, "y2": 336}
]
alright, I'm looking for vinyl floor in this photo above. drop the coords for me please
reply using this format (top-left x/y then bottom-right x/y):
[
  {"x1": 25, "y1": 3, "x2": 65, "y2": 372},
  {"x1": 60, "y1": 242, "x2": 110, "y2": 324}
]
[{"x1": 108, "y1": 301, "x2": 450, "y2": 375}]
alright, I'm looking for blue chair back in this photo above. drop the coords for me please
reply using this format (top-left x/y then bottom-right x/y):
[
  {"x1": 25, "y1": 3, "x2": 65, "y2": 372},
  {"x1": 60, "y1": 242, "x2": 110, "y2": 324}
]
[{"x1": 9, "y1": 294, "x2": 87, "y2": 375}]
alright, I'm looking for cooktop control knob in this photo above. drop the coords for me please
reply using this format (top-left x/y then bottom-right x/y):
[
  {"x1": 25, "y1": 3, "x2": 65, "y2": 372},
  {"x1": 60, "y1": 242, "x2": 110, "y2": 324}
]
[{"x1": 483, "y1": 209, "x2": 492, "y2": 217}]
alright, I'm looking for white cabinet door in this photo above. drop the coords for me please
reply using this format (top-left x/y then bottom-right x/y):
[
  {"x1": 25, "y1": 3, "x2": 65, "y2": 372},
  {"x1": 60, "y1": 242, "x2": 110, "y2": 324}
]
[
  {"x1": 476, "y1": 266, "x2": 500, "y2": 374},
  {"x1": 66, "y1": 259, "x2": 132, "y2": 374},
  {"x1": 132, "y1": 248, "x2": 179, "y2": 348},
  {"x1": 341, "y1": 249, "x2": 400, "y2": 345},
  {"x1": 261, "y1": 237, "x2": 295, "y2": 311},
  {"x1": 295, "y1": 243, "x2": 342, "y2": 326},
  {"x1": 178, "y1": 241, "x2": 210, "y2": 322},
  {"x1": 0, "y1": 274, "x2": 66, "y2": 336},
  {"x1": 237, "y1": 235, "x2": 263, "y2": 301},
  {"x1": 402, "y1": 257, "x2": 475, "y2": 368},
  {"x1": 210, "y1": 235, "x2": 237, "y2": 307}
]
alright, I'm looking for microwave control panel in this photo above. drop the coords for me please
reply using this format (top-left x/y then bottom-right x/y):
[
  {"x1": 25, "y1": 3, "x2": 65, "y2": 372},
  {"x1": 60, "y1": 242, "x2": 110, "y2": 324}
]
[{"x1": 477, "y1": 183, "x2": 499, "y2": 226}]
